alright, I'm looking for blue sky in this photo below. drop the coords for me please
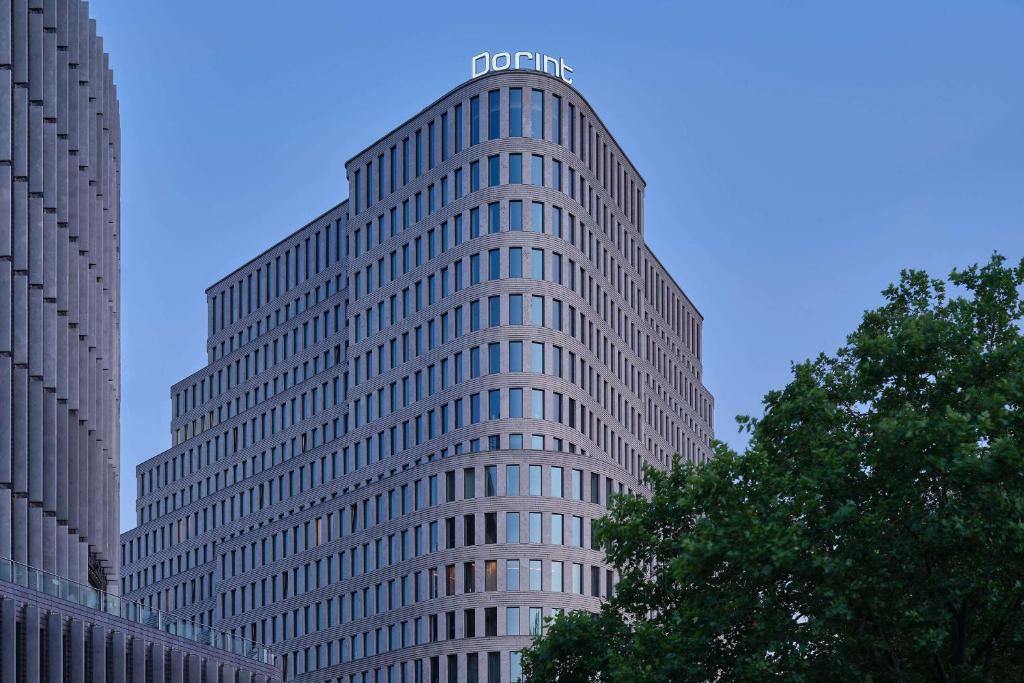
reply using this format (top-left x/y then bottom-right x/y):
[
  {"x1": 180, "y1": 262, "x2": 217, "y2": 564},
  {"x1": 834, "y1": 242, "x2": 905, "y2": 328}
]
[{"x1": 86, "y1": 1, "x2": 1024, "y2": 531}]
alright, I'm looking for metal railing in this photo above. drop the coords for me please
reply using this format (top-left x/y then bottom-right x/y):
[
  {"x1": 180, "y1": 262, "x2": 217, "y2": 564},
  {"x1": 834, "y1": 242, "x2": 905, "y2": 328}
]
[{"x1": 0, "y1": 556, "x2": 275, "y2": 665}]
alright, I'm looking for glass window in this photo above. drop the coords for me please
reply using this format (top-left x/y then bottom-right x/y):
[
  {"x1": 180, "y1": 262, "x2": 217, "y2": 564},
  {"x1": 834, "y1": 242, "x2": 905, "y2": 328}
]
[
  {"x1": 506, "y1": 464, "x2": 520, "y2": 495},
  {"x1": 488, "y1": 155, "x2": 500, "y2": 187},
  {"x1": 551, "y1": 513, "x2": 563, "y2": 545},
  {"x1": 531, "y1": 89, "x2": 544, "y2": 139},
  {"x1": 506, "y1": 513, "x2": 520, "y2": 544},
  {"x1": 532, "y1": 389, "x2": 544, "y2": 420},
  {"x1": 531, "y1": 295, "x2": 544, "y2": 325},
  {"x1": 509, "y1": 88, "x2": 522, "y2": 137},
  {"x1": 470, "y1": 96, "x2": 480, "y2": 145},
  {"x1": 509, "y1": 340, "x2": 523, "y2": 371},
  {"x1": 509, "y1": 294, "x2": 523, "y2": 325},
  {"x1": 531, "y1": 201, "x2": 544, "y2": 232},
  {"x1": 509, "y1": 247, "x2": 522, "y2": 277},
  {"x1": 529, "y1": 465, "x2": 541, "y2": 494},
  {"x1": 552, "y1": 94, "x2": 562, "y2": 144},
  {"x1": 488, "y1": 295, "x2": 500, "y2": 327},
  {"x1": 532, "y1": 155, "x2": 544, "y2": 186},
  {"x1": 488, "y1": 202, "x2": 500, "y2": 233},
  {"x1": 529, "y1": 512, "x2": 541, "y2": 543},
  {"x1": 464, "y1": 468, "x2": 476, "y2": 499},
  {"x1": 507, "y1": 607, "x2": 521, "y2": 636},
  {"x1": 551, "y1": 561, "x2": 563, "y2": 592},
  {"x1": 488, "y1": 248, "x2": 500, "y2": 280},
  {"x1": 529, "y1": 607, "x2": 542, "y2": 635},
  {"x1": 483, "y1": 389, "x2": 500, "y2": 421},
  {"x1": 532, "y1": 248, "x2": 544, "y2": 279},
  {"x1": 507, "y1": 559, "x2": 520, "y2": 589},
  {"x1": 454, "y1": 105, "x2": 462, "y2": 153},
  {"x1": 488, "y1": 89, "x2": 500, "y2": 140},
  {"x1": 509, "y1": 153, "x2": 522, "y2": 183},
  {"x1": 470, "y1": 161, "x2": 480, "y2": 192},
  {"x1": 509, "y1": 200, "x2": 523, "y2": 231},
  {"x1": 509, "y1": 388, "x2": 523, "y2": 418},
  {"x1": 488, "y1": 342, "x2": 500, "y2": 373},
  {"x1": 551, "y1": 467, "x2": 563, "y2": 498},
  {"x1": 529, "y1": 560, "x2": 542, "y2": 591},
  {"x1": 531, "y1": 342, "x2": 544, "y2": 373}
]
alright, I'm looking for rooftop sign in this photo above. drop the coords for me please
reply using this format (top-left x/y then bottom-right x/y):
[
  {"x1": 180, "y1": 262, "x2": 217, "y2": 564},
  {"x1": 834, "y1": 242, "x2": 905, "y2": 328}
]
[{"x1": 471, "y1": 51, "x2": 574, "y2": 85}]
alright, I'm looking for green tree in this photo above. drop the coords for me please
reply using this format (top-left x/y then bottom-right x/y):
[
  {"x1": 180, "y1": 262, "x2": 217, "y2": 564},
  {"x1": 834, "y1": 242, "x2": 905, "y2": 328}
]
[{"x1": 522, "y1": 255, "x2": 1024, "y2": 682}]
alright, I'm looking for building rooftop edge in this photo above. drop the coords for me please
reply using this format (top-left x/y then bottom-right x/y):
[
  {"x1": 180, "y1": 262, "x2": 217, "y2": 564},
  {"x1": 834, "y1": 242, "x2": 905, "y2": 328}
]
[
  {"x1": 344, "y1": 70, "x2": 648, "y2": 187},
  {"x1": 204, "y1": 200, "x2": 348, "y2": 295}
]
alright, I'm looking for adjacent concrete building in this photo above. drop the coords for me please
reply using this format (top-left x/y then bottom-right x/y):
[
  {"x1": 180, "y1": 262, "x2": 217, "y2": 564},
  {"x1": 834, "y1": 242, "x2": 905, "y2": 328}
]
[
  {"x1": 0, "y1": 3, "x2": 279, "y2": 680},
  {"x1": 120, "y1": 67, "x2": 714, "y2": 682}
]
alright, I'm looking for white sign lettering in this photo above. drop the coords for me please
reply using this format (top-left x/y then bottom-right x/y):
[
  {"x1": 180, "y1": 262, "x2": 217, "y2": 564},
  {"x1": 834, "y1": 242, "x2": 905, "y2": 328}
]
[{"x1": 471, "y1": 51, "x2": 574, "y2": 85}]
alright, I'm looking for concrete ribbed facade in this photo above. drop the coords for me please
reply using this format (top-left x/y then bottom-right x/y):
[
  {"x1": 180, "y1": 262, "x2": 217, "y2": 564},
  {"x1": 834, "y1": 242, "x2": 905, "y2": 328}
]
[
  {"x1": 0, "y1": 0, "x2": 121, "y2": 591},
  {"x1": 1, "y1": 584, "x2": 280, "y2": 683},
  {"x1": 120, "y1": 70, "x2": 714, "y2": 682}
]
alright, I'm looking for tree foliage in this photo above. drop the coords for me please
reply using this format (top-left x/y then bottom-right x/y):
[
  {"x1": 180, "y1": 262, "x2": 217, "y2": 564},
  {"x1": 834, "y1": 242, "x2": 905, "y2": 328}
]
[{"x1": 522, "y1": 254, "x2": 1024, "y2": 682}]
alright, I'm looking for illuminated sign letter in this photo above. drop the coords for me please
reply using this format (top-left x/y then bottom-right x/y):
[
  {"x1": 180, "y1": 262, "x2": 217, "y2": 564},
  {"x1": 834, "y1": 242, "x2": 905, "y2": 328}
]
[
  {"x1": 471, "y1": 52, "x2": 490, "y2": 78},
  {"x1": 560, "y1": 57, "x2": 574, "y2": 84},
  {"x1": 492, "y1": 52, "x2": 511, "y2": 71}
]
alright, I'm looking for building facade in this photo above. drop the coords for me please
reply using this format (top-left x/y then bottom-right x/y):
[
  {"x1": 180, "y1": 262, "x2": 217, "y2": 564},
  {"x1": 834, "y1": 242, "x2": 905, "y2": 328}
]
[
  {"x1": 0, "y1": 0, "x2": 121, "y2": 591},
  {"x1": 0, "y1": 3, "x2": 280, "y2": 680},
  {"x1": 120, "y1": 68, "x2": 714, "y2": 682}
]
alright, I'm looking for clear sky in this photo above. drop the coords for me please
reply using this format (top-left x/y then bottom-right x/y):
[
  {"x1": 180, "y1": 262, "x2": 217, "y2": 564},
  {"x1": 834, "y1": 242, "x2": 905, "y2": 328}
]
[{"x1": 86, "y1": 0, "x2": 1024, "y2": 531}]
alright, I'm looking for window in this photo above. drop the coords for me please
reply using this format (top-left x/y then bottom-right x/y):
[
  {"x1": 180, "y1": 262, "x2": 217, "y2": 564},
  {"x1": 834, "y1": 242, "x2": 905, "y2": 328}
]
[
  {"x1": 509, "y1": 247, "x2": 522, "y2": 276},
  {"x1": 551, "y1": 467, "x2": 563, "y2": 498},
  {"x1": 465, "y1": 514, "x2": 476, "y2": 545},
  {"x1": 551, "y1": 561, "x2": 564, "y2": 592},
  {"x1": 531, "y1": 201, "x2": 544, "y2": 232},
  {"x1": 509, "y1": 340, "x2": 523, "y2": 371},
  {"x1": 488, "y1": 248, "x2": 500, "y2": 280},
  {"x1": 506, "y1": 512, "x2": 520, "y2": 543},
  {"x1": 488, "y1": 90, "x2": 500, "y2": 140},
  {"x1": 507, "y1": 607, "x2": 520, "y2": 636},
  {"x1": 572, "y1": 469, "x2": 582, "y2": 500},
  {"x1": 532, "y1": 155, "x2": 544, "y2": 186},
  {"x1": 470, "y1": 96, "x2": 480, "y2": 145},
  {"x1": 488, "y1": 296, "x2": 500, "y2": 327},
  {"x1": 531, "y1": 342, "x2": 544, "y2": 373},
  {"x1": 509, "y1": 295, "x2": 523, "y2": 325},
  {"x1": 506, "y1": 464, "x2": 520, "y2": 495},
  {"x1": 509, "y1": 388, "x2": 523, "y2": 418},
  {"x1": 507, "y1": 559, "x2": 520, "y2": 589},
  {"x1": 531, "y1": 248, "x2": 544, "y2": 279},
  {"x1": 464, "y1": 468, "x2": 476, "y2": 499},
  {"x1": 529, "y1": 560, "x2": 542, "y2": 590},
  {"x1": 464, "y1": 561, "x2": 476, "y2": 592},
  {"x1": 529, "y1": 512, "x2": 541, "y2": 543},
  {"x1": 485, "y1": 561, "x2": 498, "y2": 591},
  {"x1": 552, "y1": 93, "x2": 562, "y2": 143},
  {"x1": 572, "y1": 563, "x2": 583, "y2": 594},
  {"x1": 531, "y1": 89, "x2": 544, "y2": 139},
  {"x1": 572, "y1": 516, "x2": 583, "y2": 547},
  {"x1": 488, "y1": 342, "x2": 500, "y2": 374},
  {"x1": 529, "y1": 607, "x2": 542, "y2": 636},
  {"x1": 509, "y1": 153, "x2": 522, "y2": 183},
  {"x1": 455, "y1": 103, "x2": 463, "y2": 152},
  {"x1": 488, "y1": 202, "x2": 500, "y2": 233},
  {"x1": 488, "y1": 389, "x2": 501, "y2": 419},
  {"x1": 531, "y1": 295, "x2": 544, "y2": 325},
  {"x1": 509, "y1": 200, "x2": 523, "y2": 231},
  {"x1": 529, "y1": 465, "x2": 541, "y2": 494},
  {"x1": 551, "y1": 513, "x2": 564, "y2": 545},
  {"x1": 531, "y1": 389, "x2": 544, "y2": 420},
  {"x1": 470, "y1": 161, "x2": 480, "y2": 192},
  {"x1": 509, "y1": 88, "x2": 522, "y2": 136},
  {"x1": 488, "y1": 155, "x2": 500, "y2": 187}
]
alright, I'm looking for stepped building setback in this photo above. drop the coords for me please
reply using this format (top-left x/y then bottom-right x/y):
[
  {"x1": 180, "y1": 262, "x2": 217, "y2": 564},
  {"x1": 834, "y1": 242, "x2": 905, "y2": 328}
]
[{"x1": 120, "y1": 67, "x2": 714, "y2": 682}]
